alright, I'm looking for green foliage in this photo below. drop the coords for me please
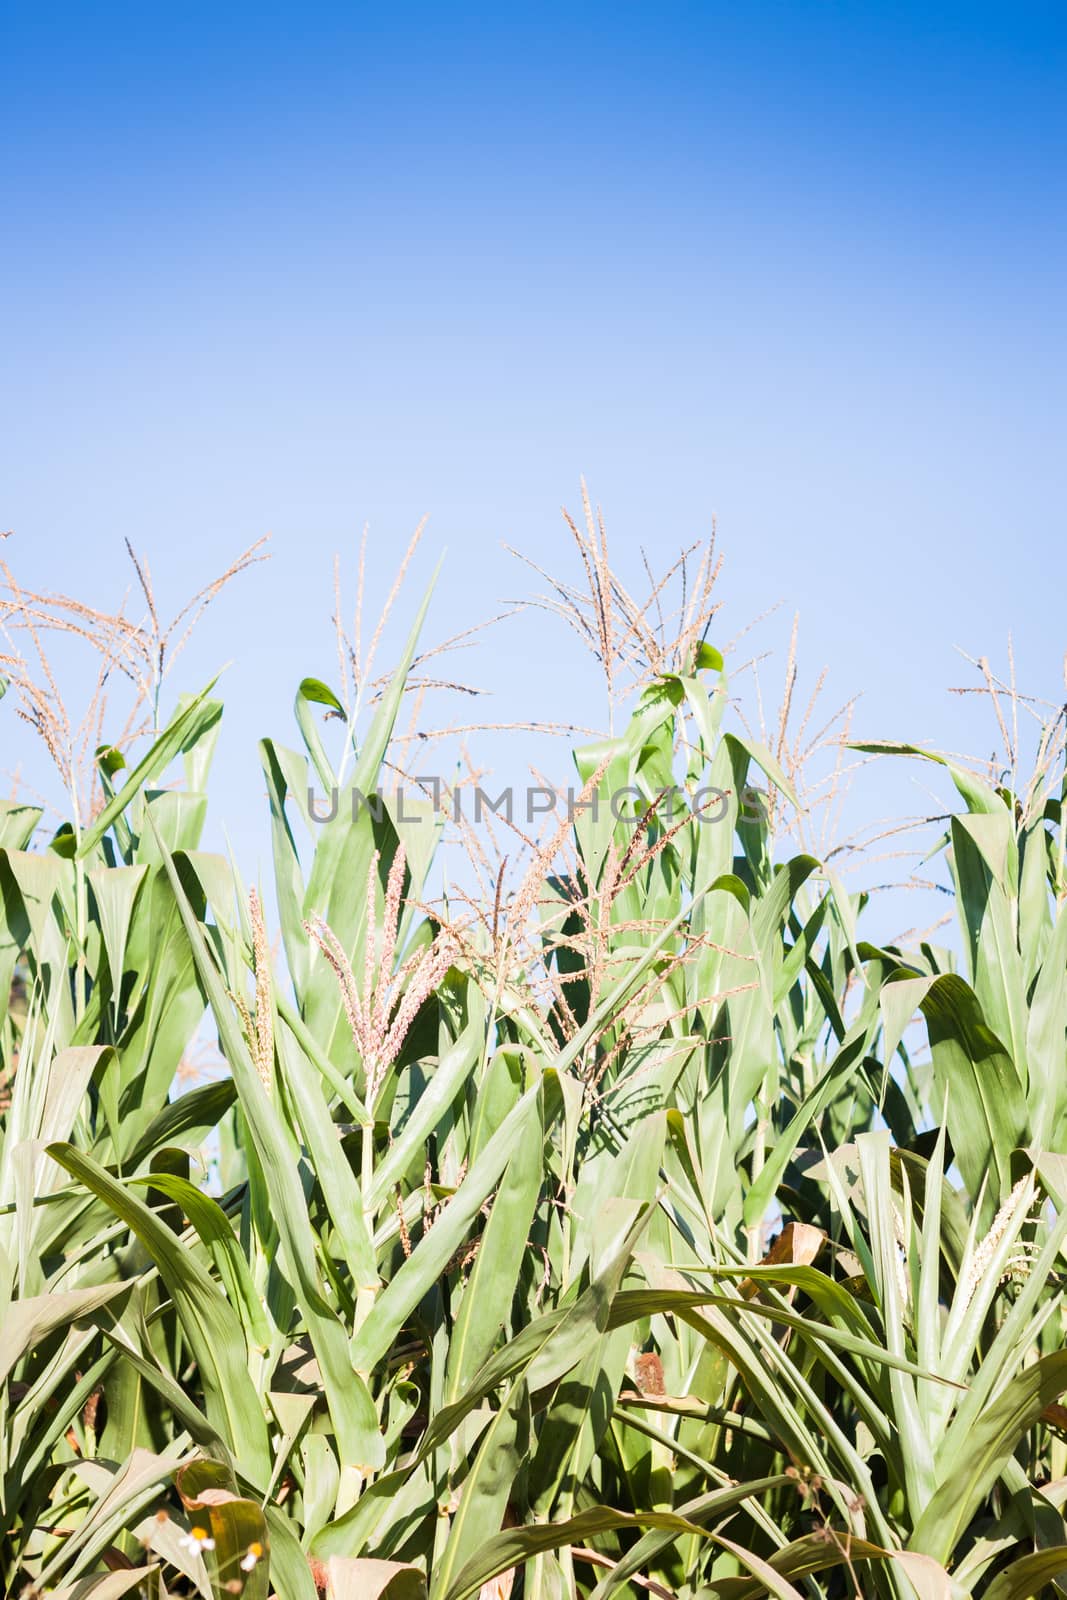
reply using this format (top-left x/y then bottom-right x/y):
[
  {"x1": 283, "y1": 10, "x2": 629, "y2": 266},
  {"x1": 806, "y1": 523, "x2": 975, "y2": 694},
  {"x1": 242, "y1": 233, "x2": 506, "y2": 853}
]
[{"x1": 2, "y1": 569, "x2": 1066, "y2": 1600}]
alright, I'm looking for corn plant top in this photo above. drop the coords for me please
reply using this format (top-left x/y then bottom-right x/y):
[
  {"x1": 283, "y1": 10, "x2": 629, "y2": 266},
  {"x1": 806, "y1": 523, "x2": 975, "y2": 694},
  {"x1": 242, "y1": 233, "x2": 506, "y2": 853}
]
[{"x1": 2, "y1": 534, "x2": 1066, "y2": 1600}]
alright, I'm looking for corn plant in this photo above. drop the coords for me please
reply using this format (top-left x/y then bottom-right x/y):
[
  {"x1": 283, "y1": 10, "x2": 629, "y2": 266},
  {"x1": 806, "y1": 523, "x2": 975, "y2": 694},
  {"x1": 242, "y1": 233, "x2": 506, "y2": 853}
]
[{"x1": 1, "y1": 511, "x2": 1066, "y2": 1600}]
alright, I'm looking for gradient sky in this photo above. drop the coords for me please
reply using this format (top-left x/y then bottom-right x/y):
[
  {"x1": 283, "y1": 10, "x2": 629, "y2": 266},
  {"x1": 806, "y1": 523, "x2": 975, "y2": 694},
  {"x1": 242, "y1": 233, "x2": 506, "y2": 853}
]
[{"x1": 2, "y1": 2, "x2": 1065, "y2": 933}]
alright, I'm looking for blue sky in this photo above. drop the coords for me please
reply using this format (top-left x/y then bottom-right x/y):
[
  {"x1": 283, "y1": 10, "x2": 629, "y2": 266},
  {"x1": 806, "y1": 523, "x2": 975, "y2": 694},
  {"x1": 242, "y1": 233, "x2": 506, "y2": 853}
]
[{"x1": 2, "y1": 2, "x2": 1064, "y2": 930}]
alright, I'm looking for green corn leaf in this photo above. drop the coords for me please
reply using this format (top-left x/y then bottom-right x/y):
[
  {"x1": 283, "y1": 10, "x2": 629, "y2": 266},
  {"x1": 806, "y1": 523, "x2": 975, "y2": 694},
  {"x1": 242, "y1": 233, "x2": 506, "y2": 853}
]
[
  {"x1": 76, "y1": 681, "x2": 221, "y2": 859},
  {"x1": 982, "y1": 1545, "x2": 1067, "y2": 1600},
  {"x1": 177, "y1": 1458, "x2": 270, "y2": 1600},
  {"x1": 148, "y1": 818, "x2": 385, "y2": 1482},
  {"x1": 46, "y1": 1141, "x2": 271, "y2": 1485},
  {"x1": 0, "y1": 1282, "x2": 129, "y2": 1386},
  {"x1": 128, "y1": 1168, "x2": 272, "y2": 1352},
  {"x1": 910, "y1": 1351, "x2": 1067, "y2": 1563}
]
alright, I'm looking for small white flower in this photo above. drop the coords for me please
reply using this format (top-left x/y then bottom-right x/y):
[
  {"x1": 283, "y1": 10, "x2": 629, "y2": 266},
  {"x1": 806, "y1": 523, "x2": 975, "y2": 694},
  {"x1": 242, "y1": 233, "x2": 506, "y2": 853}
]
[
  {"x1": 240, "y1": 1541, "x2": 264, "y2": 1572},
  {"x1": 180, "y1": 1524, "x2": 216, "y2": 1554}
]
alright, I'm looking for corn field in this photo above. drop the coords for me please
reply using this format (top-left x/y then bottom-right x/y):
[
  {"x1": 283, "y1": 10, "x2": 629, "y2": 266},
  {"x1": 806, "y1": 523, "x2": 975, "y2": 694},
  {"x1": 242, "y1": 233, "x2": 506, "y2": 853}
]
[{"x1": 2, "y1": 507, "x2": 1067, "y2": 1600}]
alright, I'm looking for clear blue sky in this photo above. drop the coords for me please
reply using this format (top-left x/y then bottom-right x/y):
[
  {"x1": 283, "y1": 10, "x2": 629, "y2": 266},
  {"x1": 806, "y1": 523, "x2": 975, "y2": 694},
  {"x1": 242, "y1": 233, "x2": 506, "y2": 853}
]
[{"x1": 2, "y1": 2, "x2": 1064, "y2": 929}]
